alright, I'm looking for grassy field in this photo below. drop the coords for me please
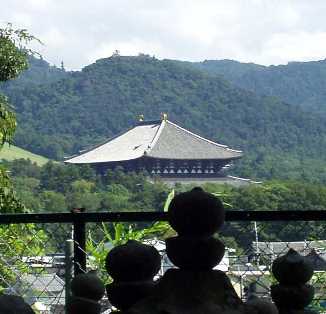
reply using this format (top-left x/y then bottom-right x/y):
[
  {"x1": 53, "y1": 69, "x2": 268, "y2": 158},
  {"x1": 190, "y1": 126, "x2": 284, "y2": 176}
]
[{"x1": 0, "y1": 143, "x2": 50, "y2": 166}]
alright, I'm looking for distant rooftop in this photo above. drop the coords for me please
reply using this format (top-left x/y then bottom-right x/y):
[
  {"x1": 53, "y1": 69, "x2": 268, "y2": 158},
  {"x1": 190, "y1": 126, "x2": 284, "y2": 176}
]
[
  {"x1": 254, "y1": 240, "x2": 326, "y2": 255},
  {"x1": 65, "y1": 118, "x2": 242, "y2": 164}
]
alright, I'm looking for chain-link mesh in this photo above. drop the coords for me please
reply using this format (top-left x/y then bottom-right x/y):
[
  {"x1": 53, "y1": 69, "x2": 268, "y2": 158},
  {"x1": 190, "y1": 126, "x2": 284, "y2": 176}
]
[
  {"x1": 1, "y1": 218, "x2": 326, "y2": 313},
  {"x1": 220, "y1": 220, "x2": 326, "y2": 308},
  {"x1": 0, "y1": 222, "x2": 71, "y2": 313}
]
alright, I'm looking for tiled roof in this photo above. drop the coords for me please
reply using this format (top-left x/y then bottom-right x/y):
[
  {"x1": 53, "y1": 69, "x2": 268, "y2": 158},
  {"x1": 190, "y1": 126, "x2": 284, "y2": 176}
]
[
  {"x1": 65, "y1": 121, "x2": 161, "y2": 164},
  {"x1": 21, "y1": 274, "x2": 64, "y2": 292},
  {"x1": 147, "y1": 120, "x2": 242, "y2": 160},
  {"x1": 12, "y1": 274, "x2": 65, "y2": 306},
  {"x1": 65, "y1": 119, "x2": 242, "y2": 164},
  {"x1": 254, "y1": 241, "x2": 326, "y2": 256}
]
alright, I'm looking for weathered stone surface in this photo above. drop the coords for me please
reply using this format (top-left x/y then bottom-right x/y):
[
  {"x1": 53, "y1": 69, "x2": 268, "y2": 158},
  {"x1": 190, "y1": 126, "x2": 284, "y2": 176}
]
[
  {"x1": 271, "y1": 284, "x2": 314, "y2": 310},
  {"x1": 272, "y1": 249, "x2": 313, "y2": 285},
  {"x1": 168, "y1": 187, "x2": 225, "y2": 236},
  {"x1": 106, "y1": 240, "x2": 161, "y2": 282},
  {"x1": 66, "y1": 298, "x2": 102, "y2": 314},
  {"x1": 71, "y1": 272, "x2": 105, "y2": 301},
  {"x1": 246, "y1": 296, "x2": 278, "y2": 314},
  {"x1": 166, "y1": 236, "x2": 225, "y2": 270},
  {"x1": 124, "y1": 269, "x2": 256, "y2": 314},
  {"x1": 106, "y1": 281, "x2": 156, "y2": 311},
  {"x1": 67, "y1": 272, "x2": 105, "y2": 314},
  {"x1": 0, "y1": 295, "x2": 34, "y2": 314}
]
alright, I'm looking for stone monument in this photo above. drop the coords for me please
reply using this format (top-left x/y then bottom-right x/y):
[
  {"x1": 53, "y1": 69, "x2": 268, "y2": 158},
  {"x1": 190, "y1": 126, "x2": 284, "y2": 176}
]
[
  {"x1": 106, "y1": 187, "x2": 277, "y2": 314},
  {"x1": 271, "y1": 248, "x2": 316, "y2": 314}
]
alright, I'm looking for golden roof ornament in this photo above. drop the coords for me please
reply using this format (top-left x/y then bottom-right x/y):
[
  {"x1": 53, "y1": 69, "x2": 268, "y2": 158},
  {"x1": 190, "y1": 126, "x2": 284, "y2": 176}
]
[{"x1": 161, "y1": 112, "x2": 168, "y2": 121}]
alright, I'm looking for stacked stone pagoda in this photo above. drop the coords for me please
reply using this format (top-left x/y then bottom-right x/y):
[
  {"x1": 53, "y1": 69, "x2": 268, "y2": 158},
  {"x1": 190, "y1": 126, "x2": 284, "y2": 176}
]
[
  {"x1": 104, "y1": 187, "x2": 277, "y2": 314},
  {"x1": 65, "y1": 115, "x2": 243, "y2": 183}
]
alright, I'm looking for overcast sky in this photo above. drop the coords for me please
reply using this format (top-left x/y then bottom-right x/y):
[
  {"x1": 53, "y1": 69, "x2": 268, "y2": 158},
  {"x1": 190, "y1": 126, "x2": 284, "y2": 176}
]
[{"x1": 2, "y1": 0, "x2": 326, "y2": 70}]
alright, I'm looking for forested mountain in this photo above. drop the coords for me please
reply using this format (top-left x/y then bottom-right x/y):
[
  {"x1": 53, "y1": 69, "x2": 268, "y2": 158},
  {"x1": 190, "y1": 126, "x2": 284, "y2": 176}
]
[
  {"x1": 191, "y1": 59, "x2": 326, "y2": 114},
  {"x1": 1, "y1": 55, "x2": 326, "y2": 182},
  {"x1": 1, "y1": 56, "x2": 67, "y2": 90}
]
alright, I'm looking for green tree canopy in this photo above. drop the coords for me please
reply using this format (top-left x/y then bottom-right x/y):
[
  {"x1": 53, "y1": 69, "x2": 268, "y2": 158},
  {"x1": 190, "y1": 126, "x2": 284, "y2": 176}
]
[{"x1": 0, "y1": 24, "x2": 39, "y2": 213}]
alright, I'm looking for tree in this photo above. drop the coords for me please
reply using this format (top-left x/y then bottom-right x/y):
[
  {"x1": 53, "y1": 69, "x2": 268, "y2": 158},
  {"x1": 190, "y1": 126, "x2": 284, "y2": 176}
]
[
  {"x1": 0, "y1": 23, "x2": 40, "y2": 213},
  {"x1": 0, "y1": 24, "x2": 47, "y2": 289},
  {"x1": 41, "y1": 190, "x2": 66, "y2": 212}
]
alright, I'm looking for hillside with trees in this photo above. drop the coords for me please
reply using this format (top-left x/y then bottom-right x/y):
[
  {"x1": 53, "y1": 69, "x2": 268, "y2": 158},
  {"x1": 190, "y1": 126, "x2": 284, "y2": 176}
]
[
  {"x1": 191, "y1": 59, "x2": 326, "y2": 114},
  {"x1": 1, "y1": 55, "x2": 326, "y2": 182},
  {"x1": 1, "y1": 55, "x2": 67, "y2": 90},
  {"x1": 4, "y1": 159, "x2": 326, "y2": 250},
  {"x1": 0, "y1": 143, "x2": 49, "y2": 165}
]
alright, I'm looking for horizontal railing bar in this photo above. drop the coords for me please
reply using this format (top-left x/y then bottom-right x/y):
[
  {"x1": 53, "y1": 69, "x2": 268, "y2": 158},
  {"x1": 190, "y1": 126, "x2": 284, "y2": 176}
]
[
  {"x1": 0, "y1": 210, "x2": 325, "y2": 224},
  {"x1": 226, "y1": 210, "x2": 326, "y2": 221},
  {"x1": 0, "y1": 212, "x2": 167, "y2": 224}
]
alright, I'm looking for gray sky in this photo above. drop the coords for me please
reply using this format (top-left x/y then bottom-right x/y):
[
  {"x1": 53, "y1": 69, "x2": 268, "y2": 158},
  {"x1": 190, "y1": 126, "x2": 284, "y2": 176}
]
[{"x1": 2, "y1": 0, "x2": 326, "y2": 70}]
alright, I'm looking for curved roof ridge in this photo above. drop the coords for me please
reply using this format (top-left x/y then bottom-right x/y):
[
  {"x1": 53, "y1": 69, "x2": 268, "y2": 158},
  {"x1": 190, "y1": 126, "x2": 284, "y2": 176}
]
[
  {"x1": 166, "y1": 120, "x2": 242, "y2": 153},
  {"x1": 145, "y1": 120, "x2": 166, "y2": 154},
  {"x1": 65, "y1": 120, "x2": 161, "y2": 164},
  {"x1": 68, "y1": 120, "x2": 162, "y2": 159},
  {"x1": 137, "y1": 119, "x2": 162, "y2": 126}
]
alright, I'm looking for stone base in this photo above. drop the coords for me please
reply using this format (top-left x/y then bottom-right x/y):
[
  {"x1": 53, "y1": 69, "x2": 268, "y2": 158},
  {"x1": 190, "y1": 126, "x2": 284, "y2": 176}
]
[
  {"x1": 124, "y1": 269, "x2": 258, "y2": 314},
  {"x1": 106, "y1": 281, "x2": 156, "y2": 311}
]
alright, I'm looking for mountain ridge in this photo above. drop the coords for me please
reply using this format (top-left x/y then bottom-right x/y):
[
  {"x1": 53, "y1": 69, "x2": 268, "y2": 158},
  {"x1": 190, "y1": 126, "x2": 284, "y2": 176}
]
[
  {"x1": 2, "y1": 55, "x2": 326, "y2": 182},
  {"x1": 189, "y1": 58, "x2": 326, "y2": 113}
]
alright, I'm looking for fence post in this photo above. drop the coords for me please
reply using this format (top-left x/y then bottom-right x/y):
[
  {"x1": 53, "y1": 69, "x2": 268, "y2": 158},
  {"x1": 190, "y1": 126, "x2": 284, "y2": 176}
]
[
  {"x1": 65, "y1": 239, "x2": 73, "y2": 314},
  {"x1": 72, "y1": 209, "x2": 87, "y2": 276}
]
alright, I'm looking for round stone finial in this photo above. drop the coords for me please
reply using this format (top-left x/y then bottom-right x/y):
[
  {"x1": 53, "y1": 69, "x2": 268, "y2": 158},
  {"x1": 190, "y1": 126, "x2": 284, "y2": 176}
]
[
  {"x1": 71, "y1": 272, "x2": 105, "y2": 301},
  {"x1": 272, "y1": 249, "x2": 313, "y2": 285},
  {"x1": 166, "y1": 236, "x2": 225, "y2": 270},
  {"x1": 168, "y1": 187, "x2": 225, "y2": 236},
  {"x1": 106, "y1": 240, "x2": 161, "y2": 282}
]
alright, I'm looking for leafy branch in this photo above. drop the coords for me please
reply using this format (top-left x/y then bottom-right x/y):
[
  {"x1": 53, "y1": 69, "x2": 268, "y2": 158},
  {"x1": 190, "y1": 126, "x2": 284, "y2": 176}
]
[{"x1": 0, "y1": 23, "x2": 41, "y2": 82}]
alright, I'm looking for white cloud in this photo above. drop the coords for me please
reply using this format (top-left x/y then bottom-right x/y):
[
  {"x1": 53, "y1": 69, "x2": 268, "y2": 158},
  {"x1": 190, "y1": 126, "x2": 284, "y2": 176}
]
[
  {"x1": 10, "y1": 12, "x2": 33, "y2": 28},
  {"x1": 26, "y1": 0, "x2": 54, "y2": 11},
  {"x1": 2, "y1": 0, "x2": 326, "y2": 69},
  {"x1": 260, "y1": 31, "x2": 326, "y2": 64}
]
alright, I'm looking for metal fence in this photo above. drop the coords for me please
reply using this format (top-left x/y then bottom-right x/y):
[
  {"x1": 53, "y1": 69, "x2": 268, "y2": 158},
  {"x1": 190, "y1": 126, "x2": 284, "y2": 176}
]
[{"x1": 1, "y1": 210, "x2": 326, "y2": 313}]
